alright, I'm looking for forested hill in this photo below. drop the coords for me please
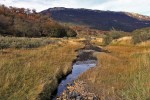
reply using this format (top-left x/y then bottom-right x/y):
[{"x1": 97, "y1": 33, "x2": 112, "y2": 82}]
[
  {"x1": 41, "y1": 7, "x2": 150, "y2": 32},
  {"x1": 0, "y1": 5, "x2": 77, "y2": 37}
]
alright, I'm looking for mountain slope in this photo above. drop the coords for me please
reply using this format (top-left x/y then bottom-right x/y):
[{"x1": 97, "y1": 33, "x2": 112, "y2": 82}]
[{"x1": 41, "y1": 7, "x2": 150, "y2": 32}]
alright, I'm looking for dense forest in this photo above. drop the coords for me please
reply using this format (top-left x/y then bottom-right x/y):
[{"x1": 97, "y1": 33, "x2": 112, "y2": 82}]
[{"x1": 0, "y1": 5, "x2": 77, "y2": 37}]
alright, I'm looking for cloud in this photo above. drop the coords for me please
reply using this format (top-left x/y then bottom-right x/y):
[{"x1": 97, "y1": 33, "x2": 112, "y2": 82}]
[
  {"x1": 1, "y1": 0, "x2": 90, "y2": 11},
  {"x1": 92, "y1": 0, "x2": 150, "y2": 16},
  {"x1": 1, "y1": 0, "x2": 51, "y2": 11},
  {"x1": 1, "y1": 0, "x2": 150, "y2": 16}
]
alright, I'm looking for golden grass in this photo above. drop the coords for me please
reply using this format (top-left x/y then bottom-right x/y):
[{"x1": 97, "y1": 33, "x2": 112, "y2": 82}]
[
  {"x1": 79, "y1": 43, "x2": 150, "y2": 100},
  {"x1": 111, "y1": 36, "x2": 133, "y2": 46},
  {"x1": 0, "y1": 39, "x2": 84, "y2": 100},
  {"x1": 137, "y1": 40, "x2": 150, "y2": 47},
  {"x1": 91, "y1": 37, "x2": 104, "y2": 46}
]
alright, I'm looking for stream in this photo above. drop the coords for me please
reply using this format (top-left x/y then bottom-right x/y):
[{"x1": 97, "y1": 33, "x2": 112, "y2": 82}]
[
  {"x1": 52, "y1": 43, "x2": 101, "y2": 99},
  {"x1": 56, "y1": 60, "x2": 96, "y2": 97}
]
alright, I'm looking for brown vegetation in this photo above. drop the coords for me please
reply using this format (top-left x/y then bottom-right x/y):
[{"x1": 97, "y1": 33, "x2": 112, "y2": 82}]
[
  {"x1": 79, "y1": 39, "x2": 150, "y2": 100},
  {"x1": 0, "y1": 36, "x2": 58, "y2": 49},
  {"x1": 0, "y1": 5, "x2": 77, "y2": 37},
  {"x1": 0, "y1": 39, "x2": 84, "y2": 100}
]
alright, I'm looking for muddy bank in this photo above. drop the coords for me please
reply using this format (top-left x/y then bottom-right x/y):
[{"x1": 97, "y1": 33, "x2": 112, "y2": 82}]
[{"x1": 37, "y1": 64, "x2": 74, "y2": 100}]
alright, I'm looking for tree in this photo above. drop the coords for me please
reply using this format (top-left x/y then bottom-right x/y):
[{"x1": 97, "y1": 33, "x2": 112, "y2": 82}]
[
  {"x1": 0, "y1": 15, "x2": 11, "y2": 34},
  {"x1": 32, "y1": 9, "x2": 36, "y2": 14}
]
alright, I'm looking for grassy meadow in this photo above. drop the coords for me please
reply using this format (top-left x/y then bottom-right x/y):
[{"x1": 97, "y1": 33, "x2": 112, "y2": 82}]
[
  {"x1": 0, "y1": 30, "x2": 150, "y2": 100},
  {"x1": 0, "y1": 37, "x2": 84, "y2": 100},
  {"x1": 79, "y1": 37, "x2": 150, "y2": 100},
  {"x1": 0, "y1": 36, "x2": 59, "y2": 49}
]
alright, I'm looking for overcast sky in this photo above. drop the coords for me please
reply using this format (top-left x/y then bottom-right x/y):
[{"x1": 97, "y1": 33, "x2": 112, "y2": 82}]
[{"x1": 1, "y1": 0, "x2": 150, "y2": 16}]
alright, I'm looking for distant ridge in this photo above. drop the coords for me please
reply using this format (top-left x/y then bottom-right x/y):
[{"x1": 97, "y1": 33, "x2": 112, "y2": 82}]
[{"x1": 41, "y1": 7, "x2": 150, "y2": 32}]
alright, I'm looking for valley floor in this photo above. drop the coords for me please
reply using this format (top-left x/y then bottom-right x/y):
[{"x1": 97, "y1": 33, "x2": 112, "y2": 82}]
[{"x1": 0, "y1": 36, "x2": 150, "y2": 100}]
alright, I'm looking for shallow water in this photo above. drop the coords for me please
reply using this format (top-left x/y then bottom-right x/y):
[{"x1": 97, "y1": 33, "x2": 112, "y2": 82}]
[{"x1": 53, "y1": 60, "x2": 96, "y2": 99}]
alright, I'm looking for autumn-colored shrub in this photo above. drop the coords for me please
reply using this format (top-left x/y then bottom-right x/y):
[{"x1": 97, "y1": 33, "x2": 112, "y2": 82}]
[{"x1": 0, "y1": 5, "x2": 77, "y2": 38}]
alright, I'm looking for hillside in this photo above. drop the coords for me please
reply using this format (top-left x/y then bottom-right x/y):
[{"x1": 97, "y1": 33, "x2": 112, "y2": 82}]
[
  {"x1": 41, "y1": 7, "x2": 150, "y2": 32},
  {"x1": 0, "y1": 5, "x2": 77, "y2": 37}
]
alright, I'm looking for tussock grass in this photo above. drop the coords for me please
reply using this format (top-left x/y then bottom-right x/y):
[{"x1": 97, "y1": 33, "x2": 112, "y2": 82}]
[
  {"x1": 0, "y1": 36, "x2": 59, "y2": 49},
  {"x1": 79, "y1": 43, "x2": 150, "y2": 100},
  {"x1": 0, "y1": 39, "x2": 84, "y2": 100}
]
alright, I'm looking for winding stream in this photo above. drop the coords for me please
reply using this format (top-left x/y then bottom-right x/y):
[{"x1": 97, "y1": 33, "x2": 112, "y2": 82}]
[{"x1": 52, "y1": 43, "x2": 101, "y2": 99}]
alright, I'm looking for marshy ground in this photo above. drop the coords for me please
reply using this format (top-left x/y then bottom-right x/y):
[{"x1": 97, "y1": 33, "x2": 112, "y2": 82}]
[{"x1": 0, "y1": 37, "x2": 84, "y2": 100}]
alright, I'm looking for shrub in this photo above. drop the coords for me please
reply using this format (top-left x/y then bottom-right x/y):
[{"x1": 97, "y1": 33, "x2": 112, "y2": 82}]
[
  {"x1": 132, "y1": 27, "x2": 150, "y2": 44},
  {"x1": 103, "y1": 29, "x2": 126, "y2": 45},
  {"x1": 108, "y1": 29, "x2": 125, "y2": 39},
  {"x1": 103, "y1": 35, "x2": 113, "y2": 46},
  {"x1": 48, "y1": 28, "x2": 66, "y2": 37},
  {"x1": 65, "y1": 28, "x2": 77, "y2": 37}
]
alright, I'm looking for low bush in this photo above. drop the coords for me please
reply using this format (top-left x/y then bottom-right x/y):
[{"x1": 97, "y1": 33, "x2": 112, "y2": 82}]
[
  {"x1": 103, "y1": 35, "x2": 112, "y2": 46},
  {"x1": 103, "y1": 29, "x2": 127, "y2": 45},
  {"x1": 132, "y1": 27, "x2": 150, "y2": 44},
  {"x1": 65, "y1": 28, "x2": 77, "y2": 37},
  {"x1": 108, "y1": 29, "x2": 125, "y2": 39}
]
